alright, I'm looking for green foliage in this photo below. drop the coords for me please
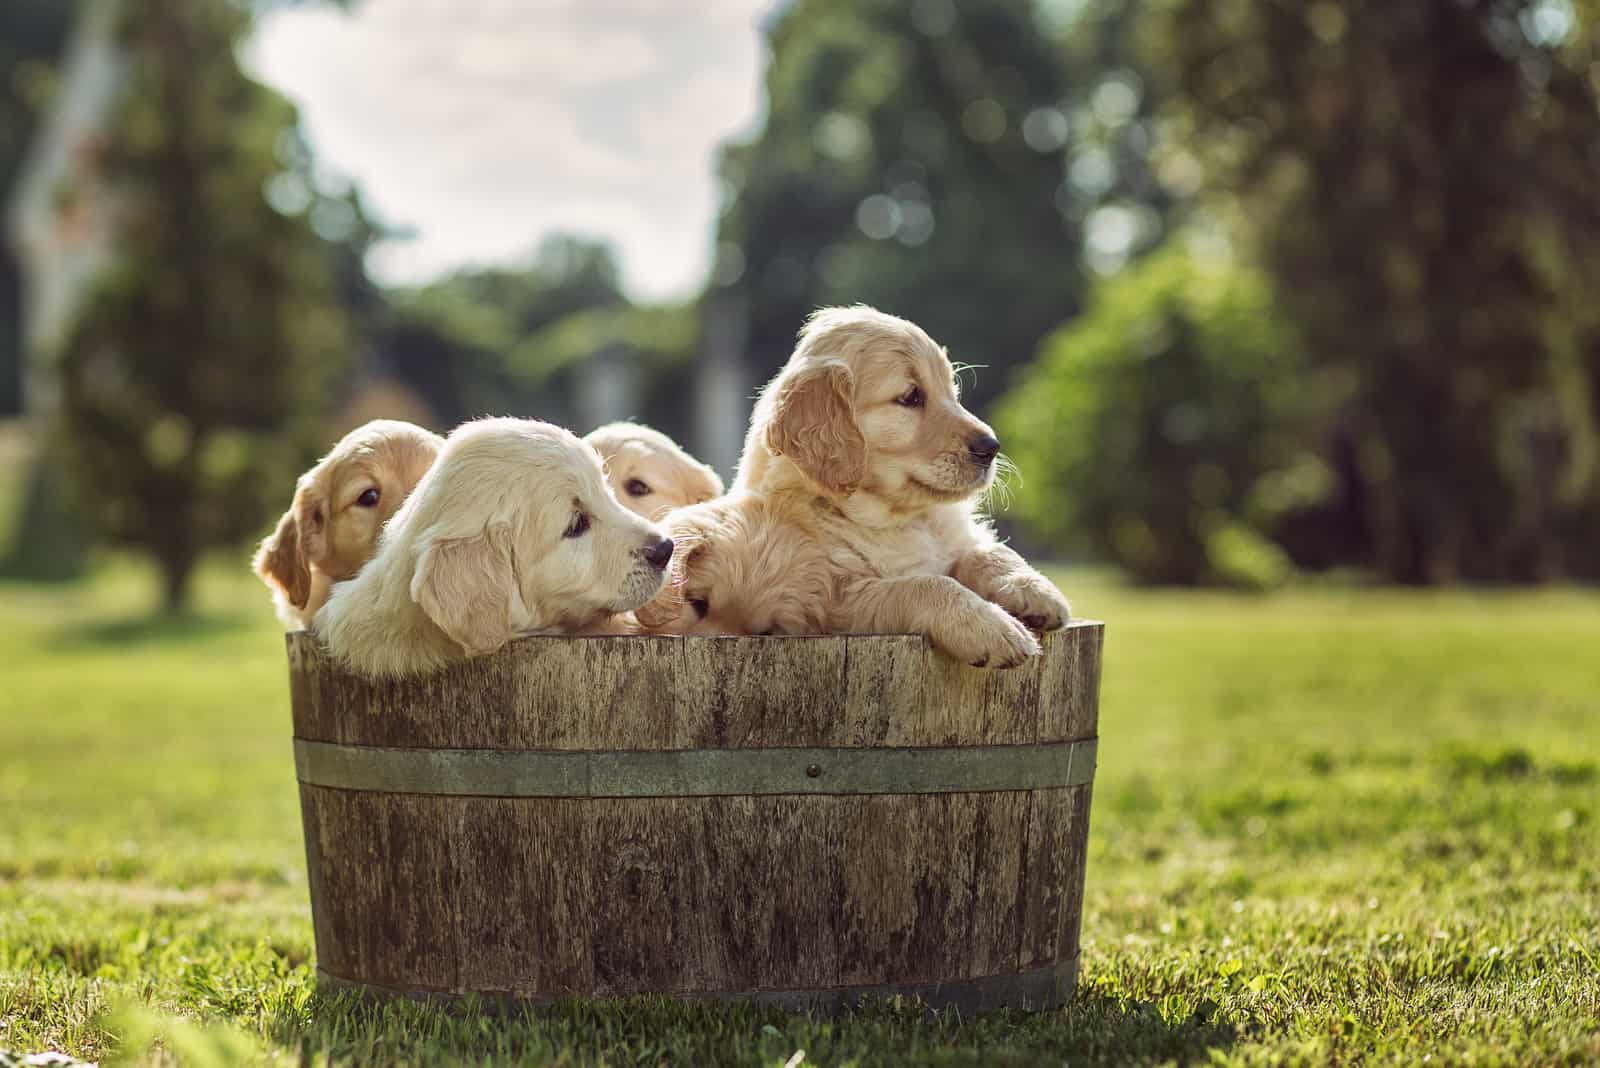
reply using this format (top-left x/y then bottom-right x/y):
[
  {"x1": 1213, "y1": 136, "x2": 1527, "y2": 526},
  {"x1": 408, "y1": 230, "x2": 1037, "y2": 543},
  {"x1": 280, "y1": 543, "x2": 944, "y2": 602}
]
[
  {"x1": 3, "y1": 563, "x2": 1599, "y2": 1063},
  {"x1": 716, "y1": 0, "x2": 1085, "y2": 415},
  {"x1": 999, "y1": 243, "x2": 1326, "y2": 586},
  {"x1": 1147, "y1": 0, "x2": 1600, "y2": 582},
  {"x1": 54, "y1": 0, "x2": 350, "y2": 612},
  {"x1": 381, "y1": 234, "x2": 627, "y2": 425},
  {"x1": 381, "y1": 235, "x2": 704, "y2": 444}
]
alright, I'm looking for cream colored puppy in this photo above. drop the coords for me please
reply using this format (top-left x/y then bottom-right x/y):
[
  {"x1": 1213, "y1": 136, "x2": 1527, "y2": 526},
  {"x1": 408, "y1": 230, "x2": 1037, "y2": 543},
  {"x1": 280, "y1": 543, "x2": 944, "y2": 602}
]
[
  {"x1": 254, "y1": 420, "x2": 442, "y2": 630},
  {"x1": 584, "y1": 422, "x2": 723, "y2": 520},
  {"x1": 634, "y1": 492, "x2": 831, "y2": 636},
  {"x1": 737, "y1": 306, "x2": 1071, "y2": 668},
  {"x1": 316, "y1": 418, "x2": 675, "y2": 677}
]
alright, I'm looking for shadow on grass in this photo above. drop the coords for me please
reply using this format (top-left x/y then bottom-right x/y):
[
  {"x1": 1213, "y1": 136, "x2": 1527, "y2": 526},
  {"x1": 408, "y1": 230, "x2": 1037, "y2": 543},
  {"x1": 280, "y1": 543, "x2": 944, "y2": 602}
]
[
  {"x1": 264, "y1": 987, "x2": 1237, "y2": 1067},
  {"x1": 45, "y1": 611, "x2": 254, "y2": 651}
]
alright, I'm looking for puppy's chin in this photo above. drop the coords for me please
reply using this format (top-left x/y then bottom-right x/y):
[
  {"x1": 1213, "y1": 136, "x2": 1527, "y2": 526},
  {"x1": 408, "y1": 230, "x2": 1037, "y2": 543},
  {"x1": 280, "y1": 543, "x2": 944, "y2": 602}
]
[
  {"x1": 898, "y1": 456, "x2": 995, "y2": 503},
  {"x1": 607, "y1": 564, "x2": 670, "y2": 615}
]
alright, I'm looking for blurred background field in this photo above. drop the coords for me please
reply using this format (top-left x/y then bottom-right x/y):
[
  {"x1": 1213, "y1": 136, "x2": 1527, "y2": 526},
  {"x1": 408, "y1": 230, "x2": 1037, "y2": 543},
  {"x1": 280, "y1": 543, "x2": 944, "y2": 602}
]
[
  {"x1": 3, "y1": 0, "x2": 1600, "y2": 1063},
  {"x1": 6, "y1": 0, "x2": 1600, "y2": 604}
]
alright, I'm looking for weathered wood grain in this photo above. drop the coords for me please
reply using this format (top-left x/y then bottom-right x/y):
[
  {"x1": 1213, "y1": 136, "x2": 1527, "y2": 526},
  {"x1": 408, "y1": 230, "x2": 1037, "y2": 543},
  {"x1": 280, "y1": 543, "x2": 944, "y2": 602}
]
[
  {"x1": 926, "y1": 650, "x2": 1043, "y2": 746},
  {"x1": 675, "y1": 636, "x2": 849, "y2": 747},
  {"x1": 678, "y1": 795, "x2": 846, "y2": 991},
  {"x1": 584, "y1": 799, "x2": 693, "y2": 995},
  {"x1": 1018, "y1": 784, "x2": 1093, "y2": 969},
  {"x1": 290, "y1": 623, "x2": 1104, "y2": 1007},
  {"x1": 455, "y1": 798, "x2": 595, "y2": 994},
  {"x1": 298, "y1": 784, "x2": 461, "y2": 991},
  {"x1": 290, "y1": 633, "x2": 680, "y2": 748},
  {"x1": 1034, "y1": 624, "x2": 1102, "y2": 743},
  {"x1": 963, "y1": 791, "x2": 1033, "y2": 977},
  {"x1": 841, "y1": 635, "x2": 928, "y2": 745},
  {"x1": 836, "y1": 792, "x2": 1031, "y2": 986}
]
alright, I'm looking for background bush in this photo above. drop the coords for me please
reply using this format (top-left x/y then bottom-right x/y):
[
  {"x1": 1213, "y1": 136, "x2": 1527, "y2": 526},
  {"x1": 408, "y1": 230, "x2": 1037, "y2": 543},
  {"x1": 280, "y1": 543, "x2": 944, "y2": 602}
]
[{"x1": 998, "y1": 242, "x2": 1331, "y2": 588}]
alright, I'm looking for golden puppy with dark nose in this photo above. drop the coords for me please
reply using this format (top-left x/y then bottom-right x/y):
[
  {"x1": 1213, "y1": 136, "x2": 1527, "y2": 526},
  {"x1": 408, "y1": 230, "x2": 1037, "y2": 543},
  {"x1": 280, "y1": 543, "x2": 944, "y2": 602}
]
[
  {"x1": 633, "y1": 491, "x2": 830, "y2": 638},
  {"x1": 254, "y1": 419, "x2": 442, "y2": 630},
  {"x1": 315, "y1": 418, "x2": 673, "y2": 678},
  {"x1": 736, "y1": 305, "x2": 1070, "y2": 667},
  {"x1": 584, "y1": 422, "x2": 723, "y2": 520}
]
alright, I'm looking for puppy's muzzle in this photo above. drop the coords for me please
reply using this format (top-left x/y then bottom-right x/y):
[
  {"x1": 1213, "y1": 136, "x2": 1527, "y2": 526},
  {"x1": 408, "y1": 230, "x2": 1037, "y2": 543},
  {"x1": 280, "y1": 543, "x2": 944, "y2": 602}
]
[
  {"x1": 967, "y1": 434, "x2": 1001, "y2": 467},
  {"x1": 641, "y1": 537, "x2": 675, "y2": 570}
]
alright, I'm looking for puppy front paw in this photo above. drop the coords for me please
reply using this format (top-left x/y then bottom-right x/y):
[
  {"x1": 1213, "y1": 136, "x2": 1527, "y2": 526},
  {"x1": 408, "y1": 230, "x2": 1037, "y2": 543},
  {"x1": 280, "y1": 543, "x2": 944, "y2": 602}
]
[
  {"x1": 939, "y1": 602, "x2": 1041, "y2": 669},
  {"x1": 991, "y1": 571, "x2": 1072, "y2": 631}
]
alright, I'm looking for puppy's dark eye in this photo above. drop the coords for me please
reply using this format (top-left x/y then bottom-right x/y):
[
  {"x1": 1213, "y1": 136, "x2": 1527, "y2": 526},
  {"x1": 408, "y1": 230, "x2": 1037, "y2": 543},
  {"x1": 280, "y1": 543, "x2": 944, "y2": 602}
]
[
  {"x1": 897, "y1": 385, "x2": 924, "y2": 409},
  {"x1": 688, "y1": 596, "x2": 710, "y2": 619},
  {"x1": 624, "y1": 478, "x2": 651, "y2": 498},
  {"x1": 564, "y1": 511, "x2": 591, "y2": 538},
  {"x1": 355, "y1": 488, "x2": 380, "y2": 508}
]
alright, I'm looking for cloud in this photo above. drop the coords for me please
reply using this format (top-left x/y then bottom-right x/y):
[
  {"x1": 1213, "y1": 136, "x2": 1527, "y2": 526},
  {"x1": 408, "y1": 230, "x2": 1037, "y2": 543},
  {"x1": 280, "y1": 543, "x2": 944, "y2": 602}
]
[{"x1": 245, "y1": 0, "x2": 771, "y2": 300}]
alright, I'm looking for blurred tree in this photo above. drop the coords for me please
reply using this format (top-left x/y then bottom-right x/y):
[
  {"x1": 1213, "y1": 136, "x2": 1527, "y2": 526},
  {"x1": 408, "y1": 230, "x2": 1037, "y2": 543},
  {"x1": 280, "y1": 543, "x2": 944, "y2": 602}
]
[
  {"x1": 506, "y1": 300, "x2": 703, "y2": 441},
  {"x1": 1151, "y1": 0, "x2": 1600, "y2": 582},
  {"x1": 715, "y1": 0, "x2": 1083, "y2": 419},
  {"x1": 998, "y1": 241, "x2": 1330, "y2": 587},
  {"x1": 380, "y1": 231, "x2": 700, "y2": 434},
  {"x1": 0, "y1": 0, "x2": 80, "y2": 416},
  {"x1": 55, "y1": 0, "x2": 350, "y2": 612},
  {"x1": 1058, "y1": 0, "x2": 1181, "y2": 276}
]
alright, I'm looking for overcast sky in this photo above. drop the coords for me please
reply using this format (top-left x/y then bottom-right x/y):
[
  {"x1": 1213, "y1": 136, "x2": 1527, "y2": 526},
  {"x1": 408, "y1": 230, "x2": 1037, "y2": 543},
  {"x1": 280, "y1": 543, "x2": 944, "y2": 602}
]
[{"x1": 245, "y1": 0, "x2": 776, "y2": 302}]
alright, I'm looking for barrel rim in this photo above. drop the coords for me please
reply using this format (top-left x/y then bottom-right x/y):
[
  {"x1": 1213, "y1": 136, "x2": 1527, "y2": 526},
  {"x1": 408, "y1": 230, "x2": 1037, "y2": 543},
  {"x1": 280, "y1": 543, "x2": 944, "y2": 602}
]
[{"x1": 286, "y1": 618, "x2": 1105, "y2": 652}]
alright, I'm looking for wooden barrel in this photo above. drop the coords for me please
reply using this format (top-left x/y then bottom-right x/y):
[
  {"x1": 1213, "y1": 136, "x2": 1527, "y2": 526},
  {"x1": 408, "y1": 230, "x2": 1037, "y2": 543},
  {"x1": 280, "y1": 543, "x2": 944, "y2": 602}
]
[{"x1": 287, "y1": 621, "x2": 1103, "y2": 1012}]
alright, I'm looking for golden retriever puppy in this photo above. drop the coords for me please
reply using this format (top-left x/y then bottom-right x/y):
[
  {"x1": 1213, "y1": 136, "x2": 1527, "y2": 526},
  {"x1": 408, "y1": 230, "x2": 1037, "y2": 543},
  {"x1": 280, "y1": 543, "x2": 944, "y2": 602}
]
[
  {"x1": 316, "y1": 418, "x2": 675, "y2": 677},
  {"x1": 736, "y1": 305, "x2": 1071, "y2": 668},
  {"x1": 584, "y1": 422, "x2": 723, "y2": 520},
  {"x1": 253, "y1": 419, "x2": 442, "y2": 630},
  {"x1": 634, "y1": 492, "x2": 831, "y2": 636}
]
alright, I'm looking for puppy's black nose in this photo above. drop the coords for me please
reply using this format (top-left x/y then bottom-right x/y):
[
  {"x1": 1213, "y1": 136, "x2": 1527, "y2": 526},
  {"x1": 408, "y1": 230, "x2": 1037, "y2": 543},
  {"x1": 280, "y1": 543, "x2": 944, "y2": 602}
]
[
  {"x1": 643, "y1": 537, "x2": 674, "y2": 569},
  {"x1": 968, "y1": 434, "x2": 1001, "y2": 464}
]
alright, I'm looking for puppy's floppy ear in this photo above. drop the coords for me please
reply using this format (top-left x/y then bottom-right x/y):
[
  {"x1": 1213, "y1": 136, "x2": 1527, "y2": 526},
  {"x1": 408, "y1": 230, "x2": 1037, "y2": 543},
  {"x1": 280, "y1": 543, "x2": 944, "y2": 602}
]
[
  {"x1": 253, "y1": 507, "x2": 311, "y2": 609},
  {"x1": 293, "y1": 479, "x2": 330, "y2": 567},
  {"x1": 764, "y1": 360, "x2": 866, "y2": 495},
  {"x1": 410, "y1": 525, "x2": 516, "y2": 657},
  {"x1": 688, "y1": 461, "x2": 724, "y2": 504}
]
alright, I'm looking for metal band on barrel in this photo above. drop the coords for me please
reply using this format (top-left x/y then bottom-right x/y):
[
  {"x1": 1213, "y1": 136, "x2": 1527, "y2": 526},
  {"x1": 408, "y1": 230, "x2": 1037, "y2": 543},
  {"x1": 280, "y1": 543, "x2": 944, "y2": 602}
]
[{"x1": 293, "y1": 737, "x2": 1097, "y2": 798}]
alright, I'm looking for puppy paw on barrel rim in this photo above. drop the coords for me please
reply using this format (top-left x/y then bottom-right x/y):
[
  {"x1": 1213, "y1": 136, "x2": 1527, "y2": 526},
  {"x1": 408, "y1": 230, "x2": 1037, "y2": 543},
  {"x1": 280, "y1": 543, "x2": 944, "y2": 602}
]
[{"x1": 287, "y1": 622, "x2": 1103, "y2": 1012}]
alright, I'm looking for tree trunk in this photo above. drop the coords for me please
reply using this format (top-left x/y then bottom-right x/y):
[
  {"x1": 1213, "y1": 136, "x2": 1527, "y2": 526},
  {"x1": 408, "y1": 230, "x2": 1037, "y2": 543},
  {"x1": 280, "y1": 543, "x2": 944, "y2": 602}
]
[
  {"x1": 0, "y1": 251, "x2": 23, "y2": 417},
  {"x1": 160, "y1": 547, "x2": 195, "y2": 615}
]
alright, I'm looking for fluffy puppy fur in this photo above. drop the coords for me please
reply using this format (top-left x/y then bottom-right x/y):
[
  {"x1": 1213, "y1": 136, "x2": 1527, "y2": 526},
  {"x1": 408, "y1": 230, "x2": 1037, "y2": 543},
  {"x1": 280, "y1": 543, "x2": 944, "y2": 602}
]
[
  {"x1": 584, "y1": 422, "x2": 724, "y2": 520},
  {"x1": 316, "y1": 418, "x2": 674, "y2": 677},
  {"x1": 736, "y1": 306, "x2": 1071, "y2": 668},
  {"x1": 634, "y1": 492, "x2": 831, "y2": 636},
  {"x1": 253, "y1": 419, "x2": 442, "y2": 630}
]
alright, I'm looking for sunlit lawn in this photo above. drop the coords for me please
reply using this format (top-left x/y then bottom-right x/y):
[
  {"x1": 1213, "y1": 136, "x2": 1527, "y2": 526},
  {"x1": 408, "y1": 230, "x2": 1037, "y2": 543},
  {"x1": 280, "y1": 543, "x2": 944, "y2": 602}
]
[{"x1": 2, "y1": 555, "x2": 1598, "y2": 1066}]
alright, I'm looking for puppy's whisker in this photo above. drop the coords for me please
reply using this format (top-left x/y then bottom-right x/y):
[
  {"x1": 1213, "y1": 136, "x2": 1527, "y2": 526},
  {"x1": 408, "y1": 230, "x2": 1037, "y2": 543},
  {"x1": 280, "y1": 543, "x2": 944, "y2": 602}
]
[
  {"x1": 950, "y1": 361, "x2": 987, "y2": 395},
  {"x1": 983, "y1": 453, "x2": 1022, "y2": 514}
]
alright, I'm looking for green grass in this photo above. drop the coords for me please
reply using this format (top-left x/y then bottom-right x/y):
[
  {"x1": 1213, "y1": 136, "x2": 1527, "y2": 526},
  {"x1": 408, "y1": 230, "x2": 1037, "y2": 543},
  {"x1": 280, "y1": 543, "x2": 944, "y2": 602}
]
[{"x1": 2, "y1": 560, "x2": 1598, "y2": 1066}]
